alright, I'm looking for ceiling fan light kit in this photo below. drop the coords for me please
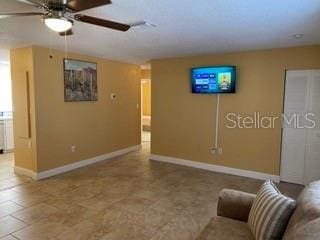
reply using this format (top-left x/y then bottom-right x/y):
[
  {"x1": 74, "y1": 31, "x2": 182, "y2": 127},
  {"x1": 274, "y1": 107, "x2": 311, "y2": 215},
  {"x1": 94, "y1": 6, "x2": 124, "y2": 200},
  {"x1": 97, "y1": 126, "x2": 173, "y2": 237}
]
[{"x1": 43, "y1": 14, "x2": 73, "y2": 32}]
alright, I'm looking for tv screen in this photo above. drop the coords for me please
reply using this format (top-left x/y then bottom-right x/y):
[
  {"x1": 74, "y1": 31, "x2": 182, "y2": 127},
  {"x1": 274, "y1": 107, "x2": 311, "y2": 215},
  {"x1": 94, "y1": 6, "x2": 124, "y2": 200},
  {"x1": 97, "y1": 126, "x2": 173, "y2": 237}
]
[{"x1": 191, "y1": 66, "x2": 236, "y2": 94}]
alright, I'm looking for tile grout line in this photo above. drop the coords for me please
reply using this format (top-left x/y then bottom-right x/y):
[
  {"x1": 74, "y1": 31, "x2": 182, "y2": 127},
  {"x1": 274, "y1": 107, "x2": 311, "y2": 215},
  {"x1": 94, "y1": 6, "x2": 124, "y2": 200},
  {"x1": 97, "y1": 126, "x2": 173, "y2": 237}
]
[
  {"x1": 9, "y1": 214, "x2": 31, "y2": 226},
  {"x1": 10, "y1": 234, "x2": 20, "y2": 240},
  {"x1": 7, "y1": 200, "x2": 25, "y2": 208}
]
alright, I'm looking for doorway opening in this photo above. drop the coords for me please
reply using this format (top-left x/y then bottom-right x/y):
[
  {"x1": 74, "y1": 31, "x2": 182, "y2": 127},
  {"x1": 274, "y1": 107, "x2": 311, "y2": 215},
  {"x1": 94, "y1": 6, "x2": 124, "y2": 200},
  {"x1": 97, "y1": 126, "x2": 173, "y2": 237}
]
[
  {"x1": 0, "y1": 49, "x2": 15, "y2": 189},
  {"x1": 141, "y1": 70, "x2": 151, "y2": 143}
]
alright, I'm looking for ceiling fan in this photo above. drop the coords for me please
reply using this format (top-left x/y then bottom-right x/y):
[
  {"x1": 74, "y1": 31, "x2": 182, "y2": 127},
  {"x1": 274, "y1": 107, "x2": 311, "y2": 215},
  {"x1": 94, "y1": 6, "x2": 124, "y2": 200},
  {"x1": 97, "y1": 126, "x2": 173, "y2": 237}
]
[{"x1": 0, "y1": 0, "x2": 131, "y2": 36}]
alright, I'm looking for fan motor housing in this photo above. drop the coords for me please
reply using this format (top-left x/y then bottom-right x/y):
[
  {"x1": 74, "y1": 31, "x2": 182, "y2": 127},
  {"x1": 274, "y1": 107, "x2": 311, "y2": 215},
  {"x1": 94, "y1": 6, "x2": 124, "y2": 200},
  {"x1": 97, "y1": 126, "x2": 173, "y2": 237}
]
[{"x1": 47, "y1": 0, "x2": 68, "y2": 11}]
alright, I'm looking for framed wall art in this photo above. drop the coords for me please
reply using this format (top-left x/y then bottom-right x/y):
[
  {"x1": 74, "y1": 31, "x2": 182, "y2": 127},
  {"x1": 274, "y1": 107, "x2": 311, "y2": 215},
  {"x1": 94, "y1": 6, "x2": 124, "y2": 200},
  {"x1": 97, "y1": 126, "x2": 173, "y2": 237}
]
[{"x1": 64, "y1": 58, "x2": 97, "y2": 102}]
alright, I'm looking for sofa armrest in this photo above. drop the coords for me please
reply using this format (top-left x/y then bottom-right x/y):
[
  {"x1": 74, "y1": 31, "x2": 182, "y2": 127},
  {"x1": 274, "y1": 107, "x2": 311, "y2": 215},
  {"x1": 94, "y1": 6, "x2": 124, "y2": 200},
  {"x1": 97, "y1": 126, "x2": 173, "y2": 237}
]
[{"x1": 217, "y1": 189, "x2": 256, "y2": 222}]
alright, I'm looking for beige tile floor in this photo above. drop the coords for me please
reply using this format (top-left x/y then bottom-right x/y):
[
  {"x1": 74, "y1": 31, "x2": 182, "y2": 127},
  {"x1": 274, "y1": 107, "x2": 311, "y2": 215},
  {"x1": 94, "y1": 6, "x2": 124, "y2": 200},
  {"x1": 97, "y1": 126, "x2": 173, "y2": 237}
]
[
  {"x1": 0, "y1": 153, "x2": 31, "y2": 192},
  {"x1": 0, "y1": 144, "x2": 303, "y2": 240}
]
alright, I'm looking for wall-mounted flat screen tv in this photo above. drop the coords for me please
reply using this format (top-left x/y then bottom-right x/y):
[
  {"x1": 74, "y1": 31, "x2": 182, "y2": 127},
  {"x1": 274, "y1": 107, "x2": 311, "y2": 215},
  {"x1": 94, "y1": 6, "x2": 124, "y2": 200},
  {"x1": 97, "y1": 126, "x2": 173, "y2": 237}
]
[{"x1": 191, "y1": 66, "x2": 236, "y2": 94}]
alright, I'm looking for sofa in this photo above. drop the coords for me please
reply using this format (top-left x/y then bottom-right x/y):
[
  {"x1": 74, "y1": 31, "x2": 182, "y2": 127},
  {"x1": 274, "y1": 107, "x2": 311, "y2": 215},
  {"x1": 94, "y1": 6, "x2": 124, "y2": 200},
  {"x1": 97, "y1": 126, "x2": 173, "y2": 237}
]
[{"x1": 197, "y1": 180, "x2": 320, "y2": 240}]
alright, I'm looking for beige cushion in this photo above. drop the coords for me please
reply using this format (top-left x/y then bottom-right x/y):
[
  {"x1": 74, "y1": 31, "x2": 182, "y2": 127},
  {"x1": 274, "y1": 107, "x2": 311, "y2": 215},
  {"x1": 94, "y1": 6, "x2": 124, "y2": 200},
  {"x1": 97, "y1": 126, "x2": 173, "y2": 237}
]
[
  {"x1": 283, "y1": 181, "x2": 320, "y2": 240},
  {"x1": 217, "y1": 189, "x2": 256, "y2": 222},
  {"x1": 197, "y1": 216, "x2": 254, "y2": 240},
  {"x1": 248, "y1": 180, "x2": 296, "y2": 240}
]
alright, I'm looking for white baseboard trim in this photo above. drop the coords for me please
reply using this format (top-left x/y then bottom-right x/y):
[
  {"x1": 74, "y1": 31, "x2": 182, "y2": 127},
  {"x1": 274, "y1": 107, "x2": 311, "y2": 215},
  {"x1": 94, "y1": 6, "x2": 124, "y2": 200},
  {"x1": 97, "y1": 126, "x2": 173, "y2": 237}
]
[
  {"x1": 14, "y1": 166, "x2": 37, "y2": 179},
  {"x1": 15, "y1": 145, "x2": 141, "y2": 180},
  {"x1": 150, "y1": 154, "x2": 280, "y2": 182}
]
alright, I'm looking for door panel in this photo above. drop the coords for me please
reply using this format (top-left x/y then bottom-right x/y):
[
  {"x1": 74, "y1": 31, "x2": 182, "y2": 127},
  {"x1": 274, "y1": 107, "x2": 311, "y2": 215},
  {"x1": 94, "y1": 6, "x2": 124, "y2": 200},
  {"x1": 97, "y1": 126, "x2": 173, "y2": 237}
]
[
  {"x1": 281, "y1": 129, "x2": 306, "y2": 184},
  {"x1": 283, "y1": 71, "x2": 309, "y2": 113},
  {"x1": 304, "y1": 70, "x2": 320, "y2": 184},
  {"x1": 304, "y1": 130, "x2": 320, "y2": 184},
  {"x1": 281, "y1": 70, "x2": 310, "y2": 184}
]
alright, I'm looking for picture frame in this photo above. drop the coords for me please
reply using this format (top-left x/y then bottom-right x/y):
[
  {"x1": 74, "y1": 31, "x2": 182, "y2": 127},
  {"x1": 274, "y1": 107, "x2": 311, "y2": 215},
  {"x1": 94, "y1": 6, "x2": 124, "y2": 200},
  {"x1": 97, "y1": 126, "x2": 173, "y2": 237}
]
[{"x1": 63, "y1": 58, "x2": 98, "y2": 102}]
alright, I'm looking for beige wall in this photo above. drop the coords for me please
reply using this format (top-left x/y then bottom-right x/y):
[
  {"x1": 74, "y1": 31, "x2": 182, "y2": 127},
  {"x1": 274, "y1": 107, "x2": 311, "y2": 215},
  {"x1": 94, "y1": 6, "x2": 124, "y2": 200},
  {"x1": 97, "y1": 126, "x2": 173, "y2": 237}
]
[
  {"x1": 151, "y1": 45, "x2": 320, "y2": 176},
  {"x1": 11, "y1": 46, "x2": 141, "y2": 172},
  {"x1": 142, "y1": 79, "x2": 151, "y2": 116},
  {"x1": 11, "y1": 47, "x2": 38, "y2": 172}
]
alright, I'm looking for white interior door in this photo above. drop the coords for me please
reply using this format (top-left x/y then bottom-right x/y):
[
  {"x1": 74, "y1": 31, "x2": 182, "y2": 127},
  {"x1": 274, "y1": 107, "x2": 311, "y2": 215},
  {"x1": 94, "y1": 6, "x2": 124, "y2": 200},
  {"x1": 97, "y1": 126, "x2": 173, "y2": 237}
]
[
  {"x1": 281, "y1": 70, "x2": 310, "y2": 185},
  {"x1": 304, "y1": 71, "x2": 320, "y2": 184}
]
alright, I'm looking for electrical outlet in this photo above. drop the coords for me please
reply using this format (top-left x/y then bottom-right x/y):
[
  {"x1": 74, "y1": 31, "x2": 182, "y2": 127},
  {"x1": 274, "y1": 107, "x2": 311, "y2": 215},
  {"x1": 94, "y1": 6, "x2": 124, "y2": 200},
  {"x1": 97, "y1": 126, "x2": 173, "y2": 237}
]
[
  {"x1": 211, "y1": 147, "x2": 217, "y2": 154},
  {"x1": 211, "y1": 147, "x2": 222, "y2": 155},
  {"x1": 71, "y1": 145, "x2": 76, "y2": 153}
]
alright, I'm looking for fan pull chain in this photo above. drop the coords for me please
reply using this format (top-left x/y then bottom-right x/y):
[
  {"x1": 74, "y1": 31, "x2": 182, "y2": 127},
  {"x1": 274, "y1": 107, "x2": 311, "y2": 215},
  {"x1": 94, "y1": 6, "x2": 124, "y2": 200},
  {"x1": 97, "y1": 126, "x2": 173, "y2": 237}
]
[{"x1": 64, "y1": 34, "x2": 68, "y2": 59}]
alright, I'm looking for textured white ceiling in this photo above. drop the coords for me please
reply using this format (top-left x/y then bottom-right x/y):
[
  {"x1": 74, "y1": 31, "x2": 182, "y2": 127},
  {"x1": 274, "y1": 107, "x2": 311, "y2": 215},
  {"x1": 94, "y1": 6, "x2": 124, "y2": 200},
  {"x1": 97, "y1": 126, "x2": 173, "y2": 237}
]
[{"x1": 0, "y1": 0, "x2": 320, "y2": 64}]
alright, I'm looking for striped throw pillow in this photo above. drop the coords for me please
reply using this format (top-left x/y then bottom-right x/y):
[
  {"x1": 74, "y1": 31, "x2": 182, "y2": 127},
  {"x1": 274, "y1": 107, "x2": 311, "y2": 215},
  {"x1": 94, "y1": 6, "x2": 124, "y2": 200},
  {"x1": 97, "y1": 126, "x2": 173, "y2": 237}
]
[{"x1": 248, "y1": 180, "x2": 296, "y2": 240}]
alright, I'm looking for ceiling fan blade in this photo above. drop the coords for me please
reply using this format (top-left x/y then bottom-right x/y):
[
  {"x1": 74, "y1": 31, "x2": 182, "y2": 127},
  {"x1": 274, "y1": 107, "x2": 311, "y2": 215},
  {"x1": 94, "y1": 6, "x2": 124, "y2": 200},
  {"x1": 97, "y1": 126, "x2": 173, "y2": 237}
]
[
  {"x1": 0, "y1": 12, "x2": 43, "y2": 19},
  {"x1": 59, "y1": 29, "x2": 74, "y2": 36},
  {"x1": 74, "y1": 14, "x2": 130, "y2": 32},
  {"x1": 16, "y1": 0, "x2": 45, "y2": 8},
  {"x1": 67, "y1": 0, "x2": 111, "y2": 12}
]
